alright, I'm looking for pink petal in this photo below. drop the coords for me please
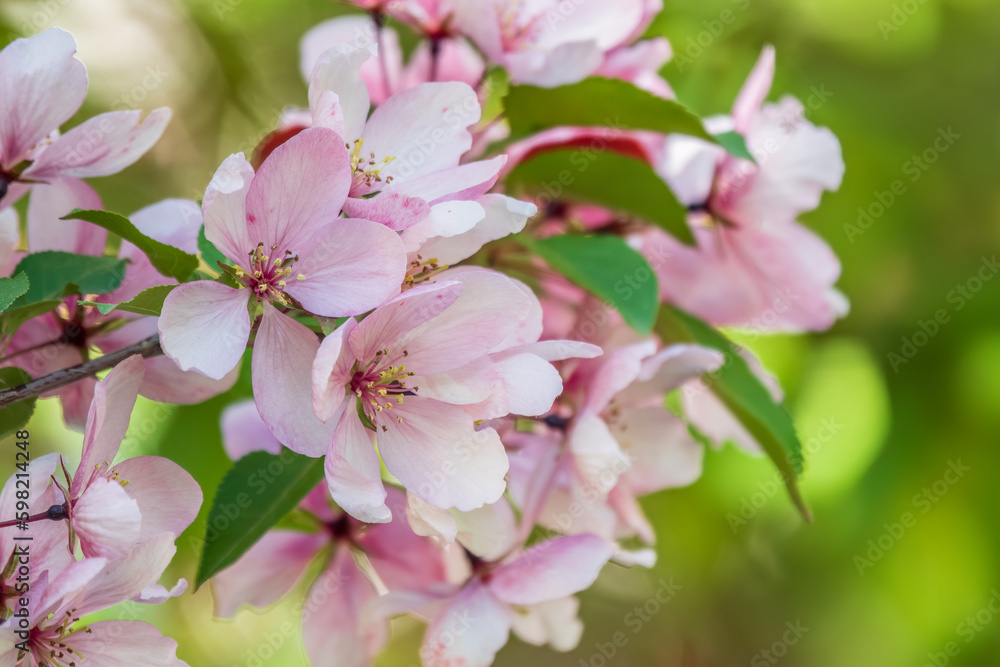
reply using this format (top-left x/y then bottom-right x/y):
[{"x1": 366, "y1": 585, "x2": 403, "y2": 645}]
[
  {"x1": 74, "y1": 355, "x2": 144, "y2": 491},
  {"x1": 568, "y1": 411, "x2": 631, "y2": 497},
  {"x1": 361, "y1": 489, "x2": 448, "y2": 590},
  {"x1": 387, "y1": 155, "x2": 506, "y2": 204},
  {"x1": 731, "y1": 45, "x2": 775, "y2": 135},
  {"x1": 471, "y1": 351, "x2": 562, "y2": 419},
  {"x1": 416, "y1": 194, "x2": 535, "y2": 265},
  {"x1": 401, "y1": 37, "x2": 485, "y2": 92},
  {"x1": 244, "y1": 127, "x2": 352, "y2": 254},
  {"x1": 73, "y1": 479, "x2": 142, "y2": 559},
  {"x1": 377, "y1": 269, "x2": 530, "y2": 376},
  {"x1": 409, "y1": 357, "x2": 497, "y2": 407},
  {"x1": 213, "y1": 530, "x2": 325, "y2": 617},
  {"x1": 341, "y1": 192, "x2": 431, "y2": 232},
  {"x1": 377, "y1": 396, "x2": 508, "y2": 512},
  {"x1": 613, "y1": 406, "x2": 703, "y2": 493},
  {"x1": 581, "y1": 340, "x2": 657, "y2": 415},
  {"x1": 60, "y1": 621, "x2": 186, "y2": 666},
  {"x1": 24, "y1": 108, "x2": 171, "y2": 180},
  {"x1": 303, "y1": 549, "x2": 387, "y2": 667},
  {"x1": 202, "y1": 153, "x2": 256, "y2": 265},
  {"x1": 26, "y1": 177, "x2": 105, "y2": 255},
  {"x1": 509, "y1": 596, "x2": 583, "y2": 652},
  {"x1": 504, "y1": 41, "x2": 603, "y2": 87},
  {"x1": 452, "y1": 500, "x2": 518, "y2": 561},
  {"x1": 407, "y1": 492, "x2": 458, "y2": 542},
  {"x1": 72, "y1": 534, "x2": 177, "y2": 616},
  {"x1": 301, "y1": 16, "x2": 401, "y2": 106},
  {"x1": 488, "y1": 534, "x2": 612, "y2": 605},
  {"x1": 111, "y1": 456, "x2": 203, "y2": 541},
  {"x1": 157, "y1": 280, "x2": 251, "y2": 380},
  {"x1": 0, "y1": 28, "x2": 87, "y2": 167},
  {"x1": 284, "y1": 217, "x2": 407, "y2": 316},
  {"x1": 135, "y1": 578, "x2": 187, "y2": 604},
  {"x1": 252, "y1": 303, "x2": 337, "y2": 457},
  {"x1": 138, "y1": 353, "x2": 241, "y2": 405},
  {"x1": 360, "y1": 82, "x2": 480, "y2": 187},
  {"x1": 421, "y1": 581, "x2": 511, "y2": 667},
  {"x1": 308, "y1": 43, "x2": 374, "y2": 142},
  {"x1": 399, "y1": 200, "x2": 485, "y2": 254},
  {"x1": 96, "y1": 317, "x2": 240, "y2": 404},
  {"x1": 312, "y1": 318, "x2": 357, "y2": 423},
  {"x1": 346, "y1": 281, "x2": 461, "y2": 365},
  {"x1": 221, "y1": 399, "x2": 282, "y2": 460},
  {"x1": 325, "y1": 398, "x2": 389, "y2": 523}
]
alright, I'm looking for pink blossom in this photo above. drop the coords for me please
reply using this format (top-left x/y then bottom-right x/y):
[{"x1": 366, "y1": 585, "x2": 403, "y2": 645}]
[
  {"x1": 0, "y1": 535, "x2": 188, "y2": 666},
  {"x1": 500, "y1": 317, "x2": 722, "y2": 562},
  {"x1": 450, "y1": 0, "x2": 650, "y2": 86},
  {"x1": 648, "y1": 46, "x2": 846, "y2": 331},
  {"x1": 57, "y1": 355, "x2": 203, "y2": 559},
  {"x1": 300, "y1": 16, "x2": 484, "y2": 105},
  {"x1": 159, "y1": 127, "x2": 407, "y2": 454},
  {"x1": 214, "y1": 401, "x2": 446, "y2": 667},
  {"x1": 311, "y1": 271, "x2": 525, "y2": 522},
  {"x1": 379, "y1": 534, "x2": 612, "y2": 666},
  {"x1": 0, "y1": 28, "x2": 169, "y2": 209},
  {"x1": 5, "y1": 185, "x2": 238, "y2": 428}
]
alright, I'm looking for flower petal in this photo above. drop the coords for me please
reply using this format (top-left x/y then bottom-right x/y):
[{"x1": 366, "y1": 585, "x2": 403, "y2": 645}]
[
  {"x1": 24, "y1": 108, "x2": 171, "y2": 180},
  {"x1": 73, "y1": 479, "x2": 142, "y2": 559},
  {"x1": 111, "y1": 456, "x2": 203, "y2": 541},
  {"x1": 312, "y1": 318, "x2": 357, "y2": 423},
  {"x1": 59, "y1": 621, "x2": 186, "y2": 666},
  {"x1": 308, "y1": 44, "x2": 374, "y2": 142},
  {"x1": 221, "y1": 399, "x2": 283, "y2": 460},
  {"x1": 158, "y1": 280, "x2": 250, "y2": 380},
  {"x1": 0, "y1": 28, "x2": 87, "y2": 167},
  {"x1": 253, "y1": 303, "x2": 337, "y2": 457},
  {"x1": 489, "y1": 534, "x2": 612, "y2": 606},
  {"x1": 245, "y1": 127, "x2": 352, "y2": 254},
  {"x1": 284, "y1": 217, "x2": 407, "y2": 316},
  {"x1": 202, "y1": 153, "x2": 255, "y2": 265},
  {"x1": 360, "y1": 82, "x2": 480, "y2": 186},
  {"x1": 421, "y1": 581, "x2": 511, "y2": 667},
  {"x1": 377, "y1": 396, "x2": 508, "y2": 512},
  {"x1": 303, "y1": 549, "x2": 386, "y2": 667},
  {"x1": 74, "y1": 355, "x2": 144, "y2": 492},
  {"x1": 26, "y1": 177, "x2": 105, "y2": 255},
  {"x1": 341, "y1": 192, "x2": 431, "y2": 232},
  {"x1": 325, "y1": 397, "x2": 389, "y2": 523},
  {"x1": 417, "y1": 194, "x2": 535, "y2": 265},
  {"x1": 213, "y1": 530, "x2": 325, "y2": 617}
]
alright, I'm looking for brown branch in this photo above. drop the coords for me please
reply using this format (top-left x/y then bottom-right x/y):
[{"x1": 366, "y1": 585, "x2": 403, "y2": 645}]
[{"x1": 0, "y1": 334, "x2": 163, "y2": 409}]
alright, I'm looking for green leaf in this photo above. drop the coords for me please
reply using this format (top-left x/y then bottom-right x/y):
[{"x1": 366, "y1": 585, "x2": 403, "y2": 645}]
[
  {"x1": 195, "y1": 448, "x2": 324, "y2": 588},
  {"x1": 0, "y1": 273, "x2": 29, "y2": 313},
  {"x1": 0, "y1": 368, "x2": 34, "y2": 440},
  {"x1": 519, "y1": 234, "x2": 660, "y2": 334},
  {"x1": 79, "y1": 285, "x2": 176, "y2": 317},
  {"x1": 713, "y1": 130, "x2": 756, "y2": 163},
  {"x1": 656, "y1": 306, "x2": 811, "y2": 520},
  {"x1": 507, "y1": 150, "x2": 693, "y2": 244},
  {"x1": 64, "y1": 209, "x2": 199, "y2": 281},
  {"x1": 505, "y1": 78, "x2": 716, "y2": 143},
  {"x1": 9, "y1": 252, "x2": 126, "y2": 308},
  {"x1": 198, "y1": 225, "x2": 229, "y2": 267}
]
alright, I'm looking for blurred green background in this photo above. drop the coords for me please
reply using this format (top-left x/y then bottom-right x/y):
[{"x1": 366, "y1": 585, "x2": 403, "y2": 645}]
[{"x1": 2, "y1": 0, "x2": 999, "y2": 665}]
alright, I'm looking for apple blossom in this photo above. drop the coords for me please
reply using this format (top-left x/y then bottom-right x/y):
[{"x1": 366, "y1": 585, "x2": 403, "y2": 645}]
[
  {"x1": 647, "y1": 45, "x2": 847, "y2": 331},
  {"x1": 0, "y1": 28, "x2": 169, "y2": 209}
]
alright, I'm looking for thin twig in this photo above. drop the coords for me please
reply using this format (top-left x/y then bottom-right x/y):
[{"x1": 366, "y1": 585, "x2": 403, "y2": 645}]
[{"x1": 0, "y1": 334, "x2": 163, "y2": 409}]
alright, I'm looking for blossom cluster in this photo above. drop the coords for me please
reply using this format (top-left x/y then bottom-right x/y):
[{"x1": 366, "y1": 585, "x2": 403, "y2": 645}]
[{"x1": 0, "y1": 1, "x2": 844, "y2": 665}]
